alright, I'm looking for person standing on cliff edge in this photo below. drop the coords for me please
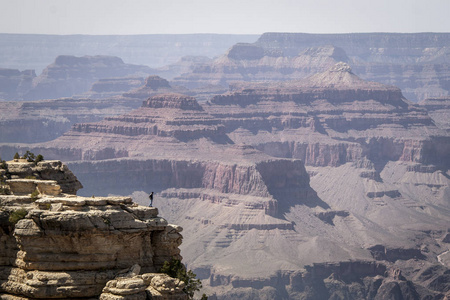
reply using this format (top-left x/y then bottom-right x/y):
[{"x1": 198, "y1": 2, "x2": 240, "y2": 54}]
[{"x1": 149, "y1": 192, "x2": 154, "y2": 207}]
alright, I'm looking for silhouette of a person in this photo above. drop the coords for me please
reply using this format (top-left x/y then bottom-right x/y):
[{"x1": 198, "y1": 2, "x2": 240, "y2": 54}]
[{"x1": 149, "y1": 192, "x2": 154, "y2": 207}]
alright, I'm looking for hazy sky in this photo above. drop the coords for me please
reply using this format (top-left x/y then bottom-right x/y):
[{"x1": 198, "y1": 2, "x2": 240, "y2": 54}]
[{"x1": 1, "y1": 0, "x2": 449, "y2": 35}]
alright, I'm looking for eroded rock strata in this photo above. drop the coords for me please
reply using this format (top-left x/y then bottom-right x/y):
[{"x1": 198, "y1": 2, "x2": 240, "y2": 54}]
[
  {"x1": 205, "y1": 63, "x2": 450, "y2": 168},
  {"x1": 1, "y1": 65, "x2": 449, "y2": 299},
  {"x1": 174, "y1": 32, "x2": 450, "y2": 102},
  {"x1": 0, "y1": 160, "x2": 186, "y2": 299},
  {"x1": 0, "y1": 98, "x2": 142, "y2": 143}
]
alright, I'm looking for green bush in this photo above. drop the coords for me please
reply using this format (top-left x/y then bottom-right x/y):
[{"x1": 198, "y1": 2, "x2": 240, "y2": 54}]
[
  {"x1": 30, "y1": 189, "x2": 40, "y2": 201},
  {"x1": 22, "y1": 151, "x2": 35, "y2": 162},
  {"x1": 160, "y1": 259, "x2": 203, "y2": 299},
  {"x1": 9, "y1": 208, "x2": 28, "y2": 226},
  {"x1": 13, "y1": 153, "x2": 20, "y2": 160},
  {"x1": 35, "y1": 154, "x2": 44, "y2": 163}
]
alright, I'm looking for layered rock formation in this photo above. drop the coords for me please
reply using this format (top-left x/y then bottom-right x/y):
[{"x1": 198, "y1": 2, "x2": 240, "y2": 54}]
[
  {"x1": 206, "y1": 63, "x2": 449, "y2": 168},
  {"x1": 1, "y1": 65, "x2": 449, "y2": 299},
  {"x1": 23, "y1": 55, "x2": 156, "y2": 100},
  {"x1": 0, "y1": 33, "x2": 259, "y2": 73},
  {"x1": 0, "y1": 160, "x2": 186, "y2": 299},
  {"x1": 174, "y1": 32, "x2": 450, "y2": 101},
  {"x1": 173, "y1": 45, "x2": 348, "y2": 89},
  {"x1": 419, "y1": 97, "x2": 450, "y2": 132},
  {"x1": 0, "y1": 97, "x2": 142, "y2": 143},
  {"x1": 84, "y1": 77, "x2": 146, "y2": 99}
]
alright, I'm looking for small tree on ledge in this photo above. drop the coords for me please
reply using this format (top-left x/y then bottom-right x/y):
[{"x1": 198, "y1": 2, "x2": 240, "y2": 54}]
[{"x1": 160, "y1": 259, "x2": 203, "y2": 299}]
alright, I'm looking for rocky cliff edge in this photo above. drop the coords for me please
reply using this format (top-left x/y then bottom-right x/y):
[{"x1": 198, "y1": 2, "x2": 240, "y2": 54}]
[{"x1": 0, "y1": 160, "x2": 187, "y2": 299}]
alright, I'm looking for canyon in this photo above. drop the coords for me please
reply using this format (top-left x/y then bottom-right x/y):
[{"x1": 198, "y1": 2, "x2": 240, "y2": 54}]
[
  {"x1": 1, "y1": 63, "x2": 448, "y2": 298},
  {"x1": 0, "y1": 32, "x2": 449, "y2": 299}
]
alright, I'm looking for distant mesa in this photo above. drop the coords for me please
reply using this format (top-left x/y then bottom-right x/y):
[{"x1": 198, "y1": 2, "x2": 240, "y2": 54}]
[
  {"x1": 23, "y1": 55, "x2": 156, "y2": 100},
  {"x1": 227, "y1": 43, "x2": 265, "y2": 60},
  {"x1": 145, "y1": 75, "x2": 172, "y2": 90}
]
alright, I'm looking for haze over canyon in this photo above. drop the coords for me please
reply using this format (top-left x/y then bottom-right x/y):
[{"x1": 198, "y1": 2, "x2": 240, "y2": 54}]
[{"x1": 0, "y1": 32, "x2": 449, "y2": 299}]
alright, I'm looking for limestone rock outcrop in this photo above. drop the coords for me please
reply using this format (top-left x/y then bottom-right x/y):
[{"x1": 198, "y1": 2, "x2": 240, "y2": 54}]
[
  {"x1": 2, "y1": 160, "x2": 82, "y2": 194},
  {"x1": 0, "y1": 161, "x2": 185, "y2": 299},
  {"x1": 100, "y1": 273, "x2": 187, "y2": 300}
]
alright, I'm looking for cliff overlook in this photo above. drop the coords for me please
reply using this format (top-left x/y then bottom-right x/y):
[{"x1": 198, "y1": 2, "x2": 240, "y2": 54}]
[{"x1": 0, "y1": 159, "x2": 188, "y2": 299}]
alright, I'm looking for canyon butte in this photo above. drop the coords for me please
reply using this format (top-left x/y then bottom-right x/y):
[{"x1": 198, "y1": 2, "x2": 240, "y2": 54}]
[{"x1": 1, "y1": 62, "x2": 449, "y2": 299}]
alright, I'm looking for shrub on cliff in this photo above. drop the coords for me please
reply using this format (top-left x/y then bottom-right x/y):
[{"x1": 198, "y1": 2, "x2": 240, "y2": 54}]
[
  {"x1": 0, "y1": 158, "x2": 6, "y2": 170},
  {"x1": 160, "y1": 259, "x2": 203, "y2": 299},
  {"x1": 9, "y1": 208, "x2": 28, "y2": 226},
  {"x1": 13, "y1": 153, "x2": 20, "y2": 160},
  {"x1": 35, "y1": 154, "x2": 44, "y2": 163},
  {"x1": 21, "y1": 150, "x2": 35, "y2": 162},
  {"x1": 30, "y1": 189, "x2": 40, "y2": 201}
]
